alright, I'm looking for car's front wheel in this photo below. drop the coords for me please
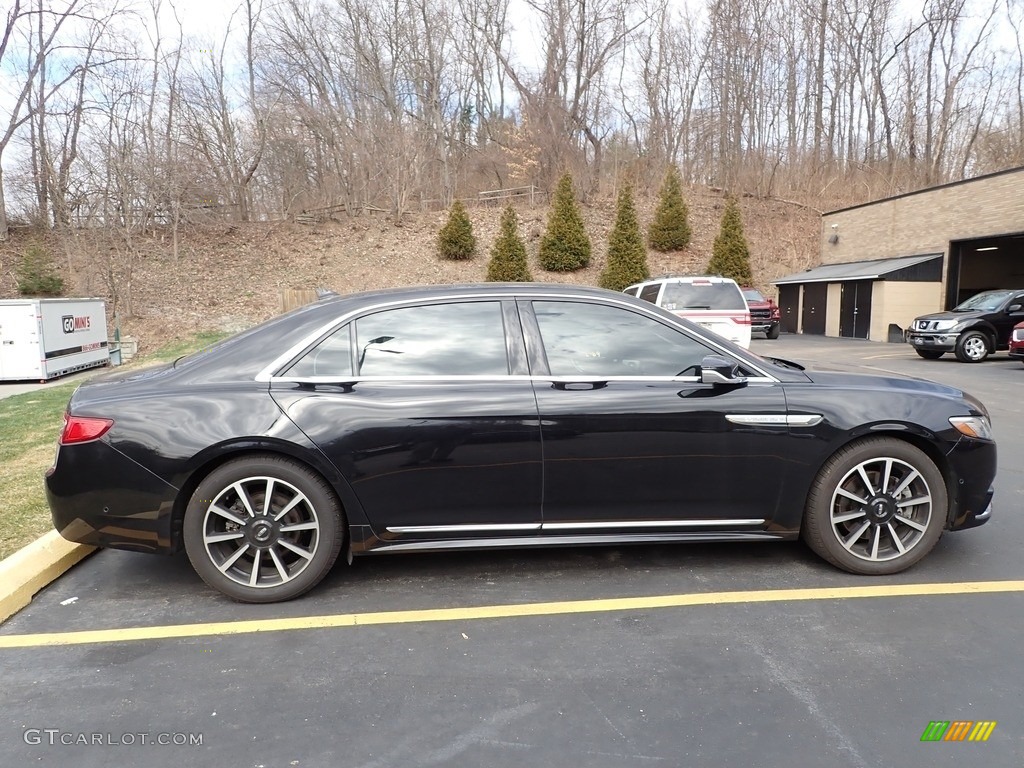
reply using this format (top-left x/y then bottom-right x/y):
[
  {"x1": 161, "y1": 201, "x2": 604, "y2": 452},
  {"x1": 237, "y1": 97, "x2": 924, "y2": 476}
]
[
  {"x1": 801, "y1": 438, "x2": 946, "y2": 575},
  {"x1": 914, "y1": 349, "x2": 944, "y2": 359},
  {"x1": 766, "y1": 323, "x2": 780, "y2": 339},
  {"x1": 183, "y1": 455, "x2": 345, "y2": 602},
  {"x1": 954, "y1": 330, "x2": 989, "y2": 362}
]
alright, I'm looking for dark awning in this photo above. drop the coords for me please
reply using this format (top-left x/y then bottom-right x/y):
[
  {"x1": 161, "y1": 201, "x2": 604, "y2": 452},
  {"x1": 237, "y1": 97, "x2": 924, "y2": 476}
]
[{"x1": 773, "y1": 254, "x2": 941, "y2": 285}]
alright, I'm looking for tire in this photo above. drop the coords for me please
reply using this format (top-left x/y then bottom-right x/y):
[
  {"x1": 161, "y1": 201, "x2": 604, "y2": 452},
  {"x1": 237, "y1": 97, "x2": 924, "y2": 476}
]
[
  {"x1": 954, "y1": 330, "x2": 989, "y2": 363},
  {"x1": 766, "y1": 323, "x2": 781, "y2": 340},
  {"x1": 914, "y1": 349, "x2": 944, "y2": 360},
  {"x1": 801, "y1": 437, "x2": 947, "y2": 575},
  {"x1": 183, "y1": 455, "x2": 345, "y2": 602}
]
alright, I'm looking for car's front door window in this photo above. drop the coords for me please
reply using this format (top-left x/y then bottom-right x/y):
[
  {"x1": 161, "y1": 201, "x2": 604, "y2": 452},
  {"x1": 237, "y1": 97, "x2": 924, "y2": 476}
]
[{"x1": 531, "y1": 300, "x2": 713, "y2": 377}]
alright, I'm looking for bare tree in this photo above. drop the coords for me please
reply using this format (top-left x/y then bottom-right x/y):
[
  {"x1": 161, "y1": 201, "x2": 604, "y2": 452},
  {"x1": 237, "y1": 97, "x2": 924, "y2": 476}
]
[{"x1": 0, "y1": 0, "x2": 86, "y2": 238}]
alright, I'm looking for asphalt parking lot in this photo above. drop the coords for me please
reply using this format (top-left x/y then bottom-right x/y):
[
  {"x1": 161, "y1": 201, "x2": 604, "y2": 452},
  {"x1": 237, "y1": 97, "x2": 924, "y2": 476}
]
[{"x1": 1, "y1": 334, "x2": 1022, "y2": 768}]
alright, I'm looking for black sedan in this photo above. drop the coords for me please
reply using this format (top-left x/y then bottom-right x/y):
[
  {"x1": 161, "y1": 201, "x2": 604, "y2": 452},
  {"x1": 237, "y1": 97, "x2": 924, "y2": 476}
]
[{"x1": 46, "y1": 284, "x2": 996, "y2": 602}]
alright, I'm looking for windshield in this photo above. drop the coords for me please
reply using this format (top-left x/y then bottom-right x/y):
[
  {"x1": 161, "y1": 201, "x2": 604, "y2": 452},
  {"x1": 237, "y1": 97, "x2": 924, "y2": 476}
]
[
  {"x1": 954, "y1": 290, "x2": 1015, "y2": 312},
  {"x1": 742, "y1": 289, "x2": 765, "y2": 303},
  {"x1": 662, "y1": 282, "x2": 746, "y2": 311}
]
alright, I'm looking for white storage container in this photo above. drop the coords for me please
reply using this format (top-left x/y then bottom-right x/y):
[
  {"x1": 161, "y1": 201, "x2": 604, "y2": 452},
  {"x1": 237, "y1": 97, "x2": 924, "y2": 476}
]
[{"x1": 0, "y1": 298, "x2": 109, "y2": 381}]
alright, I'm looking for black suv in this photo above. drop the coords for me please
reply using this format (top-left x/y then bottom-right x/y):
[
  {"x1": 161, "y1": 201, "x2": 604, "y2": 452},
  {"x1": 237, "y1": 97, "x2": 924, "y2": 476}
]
[{"x1": 908, "y1": 289, "x2": 1024, "y2": 362}]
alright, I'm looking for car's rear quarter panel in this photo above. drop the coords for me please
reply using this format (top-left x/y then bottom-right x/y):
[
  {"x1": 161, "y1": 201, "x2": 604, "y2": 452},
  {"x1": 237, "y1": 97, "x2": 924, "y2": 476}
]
[{"x1": 62, "y1": 380, "x2": 371, "y2": 552}]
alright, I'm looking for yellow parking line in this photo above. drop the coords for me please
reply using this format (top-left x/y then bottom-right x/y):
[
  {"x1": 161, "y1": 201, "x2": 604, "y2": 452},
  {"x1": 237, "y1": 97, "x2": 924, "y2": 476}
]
[{"x1": 1, "y1": 580, "x2": 1022, "y2": 649}]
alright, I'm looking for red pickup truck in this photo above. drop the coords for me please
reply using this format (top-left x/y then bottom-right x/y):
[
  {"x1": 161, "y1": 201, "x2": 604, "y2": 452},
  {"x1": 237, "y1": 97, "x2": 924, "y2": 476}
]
[
  {"x1": 1010, "y1": 321, "x2": 1024, "y2": 364},
  {"x1": 742, "y1": 287, "x2": 781, "y2": 339}
]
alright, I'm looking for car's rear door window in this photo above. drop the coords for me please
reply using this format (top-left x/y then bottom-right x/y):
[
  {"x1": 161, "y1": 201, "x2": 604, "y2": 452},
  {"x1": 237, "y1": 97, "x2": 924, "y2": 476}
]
[
  {"x1": 638, "y1": 283, "x2": 662, "y2": 303},
  {"x1": 531, "y1": 300, "x2": 712, "y2": 377},
  {"x1": 284, "y1": 324, "x2": 353, "y2": 377},
  {"x1": 355, "y1": 301, "x2": 509, "y2": 376}
]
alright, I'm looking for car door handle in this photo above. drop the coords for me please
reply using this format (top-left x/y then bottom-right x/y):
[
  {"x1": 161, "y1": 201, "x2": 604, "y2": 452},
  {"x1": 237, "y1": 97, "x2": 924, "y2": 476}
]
[{"x1": 553, "y1": 381, "x2": 607, "y2": 391}]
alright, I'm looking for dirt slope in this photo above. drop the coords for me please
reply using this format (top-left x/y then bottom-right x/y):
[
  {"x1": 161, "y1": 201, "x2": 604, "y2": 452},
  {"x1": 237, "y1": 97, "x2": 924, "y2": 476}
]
[{"x1": 0, "y1": 189, "x2": 821, "y2": 354}]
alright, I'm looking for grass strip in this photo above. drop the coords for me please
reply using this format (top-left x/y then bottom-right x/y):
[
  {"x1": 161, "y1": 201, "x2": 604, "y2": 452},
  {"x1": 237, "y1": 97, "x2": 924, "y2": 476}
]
[{"x1": 0, "y1": 330, "x2": 232, "y2": 560}]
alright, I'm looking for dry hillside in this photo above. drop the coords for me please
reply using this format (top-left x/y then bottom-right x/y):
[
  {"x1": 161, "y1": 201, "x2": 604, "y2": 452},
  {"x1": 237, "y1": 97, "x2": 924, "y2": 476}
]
[{"x1": 0, "y1": 189, "x2": 821, "y2": 354}]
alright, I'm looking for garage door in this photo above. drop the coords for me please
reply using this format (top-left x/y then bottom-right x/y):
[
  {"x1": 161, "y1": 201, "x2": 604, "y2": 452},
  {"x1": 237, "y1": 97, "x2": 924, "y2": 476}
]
[
  {"x1": 801, "y1": 283, "x2": 827, "y2": 335},
  {"x1": 839, "y1": 281, "x2": 872, "y2": 339},
  {"x1": 778, "y1": 284, "x2": 799, "y2": 334}
]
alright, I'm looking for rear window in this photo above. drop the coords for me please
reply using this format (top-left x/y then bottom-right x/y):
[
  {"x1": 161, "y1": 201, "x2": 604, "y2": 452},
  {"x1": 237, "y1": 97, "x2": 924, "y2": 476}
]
[
  {"x1": 662, "y1": 282, "x2": 745, "y2": 311},
  {"x1": 173, "y1": 299, "x2": 345, "y2": 382},
  {"x1": 638, "y1": 283, "x2": 662, "y2": 303}
]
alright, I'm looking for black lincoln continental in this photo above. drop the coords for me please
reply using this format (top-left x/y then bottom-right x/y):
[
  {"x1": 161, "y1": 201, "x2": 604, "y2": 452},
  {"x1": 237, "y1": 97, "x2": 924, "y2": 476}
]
[{"x1": 46, "y1": 284, "x2": 996, "y2": 602}]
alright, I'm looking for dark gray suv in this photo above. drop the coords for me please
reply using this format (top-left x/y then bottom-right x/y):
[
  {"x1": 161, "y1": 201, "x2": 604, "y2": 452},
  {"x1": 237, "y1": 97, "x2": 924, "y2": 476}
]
[{"x1": 907, "y1": 289, "x2": 1024, "y2": 362}]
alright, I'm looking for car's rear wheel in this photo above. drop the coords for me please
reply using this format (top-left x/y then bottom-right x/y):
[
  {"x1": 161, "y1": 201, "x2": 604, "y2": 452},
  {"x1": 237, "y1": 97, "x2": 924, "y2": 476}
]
[
  {"x1": 802, "y1": 438, "x2": 946, "y2": 575},
  {"x1": 914, "y1": 349, "x2": 944, "y2": 359},
  {"x1": 183, "y1": 455, "x2": 345, "y2": 602},
  {"x1": 766, "y1": 324, "x2": 780, "y2": 339},
  {"x1": 954, "y1": 330, "x2": 989, "y2": 362}
]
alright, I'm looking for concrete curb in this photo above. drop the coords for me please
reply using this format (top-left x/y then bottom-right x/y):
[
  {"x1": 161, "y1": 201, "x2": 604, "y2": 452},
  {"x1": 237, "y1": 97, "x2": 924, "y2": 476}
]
[{"x1": 0, "y1": 532, "x2": 96, "y2": 624}]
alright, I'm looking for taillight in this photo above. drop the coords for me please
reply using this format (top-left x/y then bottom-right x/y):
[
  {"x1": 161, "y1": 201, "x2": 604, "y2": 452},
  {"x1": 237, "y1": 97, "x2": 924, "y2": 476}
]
[{"x1": 60, "y1": 413, "x2": 114, "y2": 444}]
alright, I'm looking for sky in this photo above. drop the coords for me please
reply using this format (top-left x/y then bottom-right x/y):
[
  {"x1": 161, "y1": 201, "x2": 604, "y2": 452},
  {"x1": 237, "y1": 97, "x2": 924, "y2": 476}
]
[{"x1": 1, "y1": 0, "x2": 1016, "y2": 180}]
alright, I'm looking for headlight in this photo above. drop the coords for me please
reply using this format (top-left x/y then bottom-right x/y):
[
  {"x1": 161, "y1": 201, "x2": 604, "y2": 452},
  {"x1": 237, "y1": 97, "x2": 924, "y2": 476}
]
[
  {"x1": 1013, "y1": 328, "x2": 1024, "y2": 342},
  {"x1": 932, "y1": 320, "x2": 959, "y2": 331},
  {"x1": 949, "y1": 415, "x2": 993, "y2": 440}
]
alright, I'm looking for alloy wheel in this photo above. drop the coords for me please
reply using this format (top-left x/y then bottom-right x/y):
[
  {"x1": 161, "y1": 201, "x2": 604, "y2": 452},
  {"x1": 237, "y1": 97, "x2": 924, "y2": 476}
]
[
  {"x1": 201, "y1": 475, "x2": 321, "y2": 588},
  {"x1": 828, "y1": 457, "x2": 933, "y2": 562},
  {"x1": 963, "y1": 335, "x2": 987, "y2": 361}
]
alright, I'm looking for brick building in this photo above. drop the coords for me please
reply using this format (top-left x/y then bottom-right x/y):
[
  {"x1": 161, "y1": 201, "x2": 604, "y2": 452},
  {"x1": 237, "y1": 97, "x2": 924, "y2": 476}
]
[{"x1": 773, "y1": 166, "x2": 1024, "y2": 341}]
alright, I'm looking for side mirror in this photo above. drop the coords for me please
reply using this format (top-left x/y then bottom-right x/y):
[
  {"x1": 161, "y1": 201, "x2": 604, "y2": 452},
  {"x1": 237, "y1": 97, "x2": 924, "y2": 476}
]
[
  {"x1": 700, "y1": 354, "x2": 748, "y2": 386},
  {"x1": 1008, "y1": 304, "x2": 1022, "y2": 313}
]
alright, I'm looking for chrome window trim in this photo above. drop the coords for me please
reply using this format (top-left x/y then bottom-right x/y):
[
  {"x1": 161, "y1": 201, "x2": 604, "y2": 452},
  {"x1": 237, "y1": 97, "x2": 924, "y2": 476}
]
[
  {"x1": 255, "y1": 290, "x2": 781, "y2": 383},
  {"x1": 266, "y1": 374, "x2": 780, "y2": 385}
]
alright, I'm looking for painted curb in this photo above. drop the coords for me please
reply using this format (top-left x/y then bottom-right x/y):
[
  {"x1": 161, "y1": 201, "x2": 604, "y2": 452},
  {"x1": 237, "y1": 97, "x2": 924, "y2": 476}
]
[{"x1": 0, "y1": 531, "x2": 96, "y2": 624}]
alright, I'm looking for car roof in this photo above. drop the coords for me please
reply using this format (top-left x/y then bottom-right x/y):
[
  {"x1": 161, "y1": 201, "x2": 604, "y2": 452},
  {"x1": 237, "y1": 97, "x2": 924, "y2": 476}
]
[
  {"x1": 328, "y1": 282, "x2": 625, "y2": 305},
  {"x1": 171, "y1": 283, "x2": 648, "y2": 383},
  {"x1": 625, "y1": 275, "x2": 741, "y2": 290}
]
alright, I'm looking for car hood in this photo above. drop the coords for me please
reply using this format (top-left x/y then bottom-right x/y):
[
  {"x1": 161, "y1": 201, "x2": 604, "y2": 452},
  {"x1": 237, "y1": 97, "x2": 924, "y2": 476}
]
[
  {"x1": 803, "y1": 368, "x2": 981, "y2": 409},
  {"x1": 914, "y1": 309, "x2": 987, "y2": 323}
]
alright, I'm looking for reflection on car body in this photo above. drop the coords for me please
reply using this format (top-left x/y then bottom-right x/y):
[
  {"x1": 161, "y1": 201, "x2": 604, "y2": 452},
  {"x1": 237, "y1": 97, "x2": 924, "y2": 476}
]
[{"x1": 46, "y1": 284, "x2": 996, "y2": 602}]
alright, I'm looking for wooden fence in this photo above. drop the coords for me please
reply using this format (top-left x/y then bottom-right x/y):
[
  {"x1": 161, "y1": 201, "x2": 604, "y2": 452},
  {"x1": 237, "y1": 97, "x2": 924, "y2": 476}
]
[
  {"x1": 477, "y1": 185, "x2": 544, "y2": 205},
  {"x1": 279, "y1": 288, "x2": 320, "y2": 313}
]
